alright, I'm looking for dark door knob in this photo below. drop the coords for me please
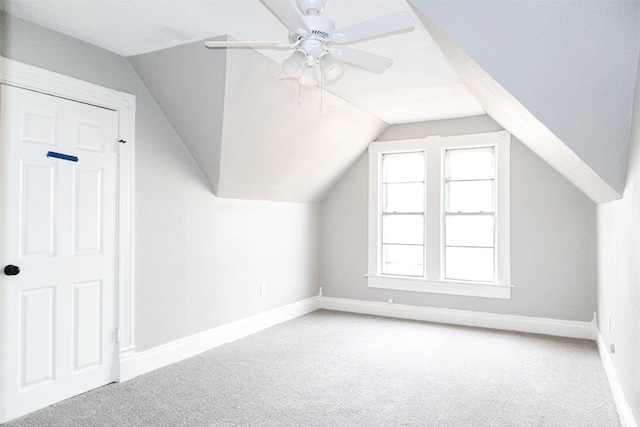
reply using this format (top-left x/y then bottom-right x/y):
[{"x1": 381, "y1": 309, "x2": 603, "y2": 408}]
[{"x1": 4, "y1": 265, "x2": 20, "y2": 276}]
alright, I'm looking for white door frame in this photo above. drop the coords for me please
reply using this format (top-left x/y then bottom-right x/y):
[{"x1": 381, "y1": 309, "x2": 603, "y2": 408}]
[{"x1": 0, "y1": 56, "x2": 136, "y2": 382}]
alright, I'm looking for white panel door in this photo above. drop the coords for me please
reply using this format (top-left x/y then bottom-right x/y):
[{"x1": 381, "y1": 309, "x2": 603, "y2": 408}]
[{"x1": 0, "y1": 84, "x2": 119, "y2": 422}]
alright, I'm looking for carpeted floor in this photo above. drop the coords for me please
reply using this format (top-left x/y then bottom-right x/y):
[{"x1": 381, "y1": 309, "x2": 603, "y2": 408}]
[{"x1": 5, "y1": 310, "x2": 620, "y2": 426}]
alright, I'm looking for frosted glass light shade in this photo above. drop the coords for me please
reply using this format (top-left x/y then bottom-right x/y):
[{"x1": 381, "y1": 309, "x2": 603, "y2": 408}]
[
  {"x1": 282, "y1": 51, "x2": 307, "y2": 78},
  {"x1": 319, "y1": 53, "x2": 344, "y2": 84}
]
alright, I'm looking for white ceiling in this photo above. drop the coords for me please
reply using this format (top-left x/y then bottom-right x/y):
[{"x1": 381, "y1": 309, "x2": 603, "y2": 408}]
[{"x1": 1, "y1": 0, "x2": 484, "y2": 124}]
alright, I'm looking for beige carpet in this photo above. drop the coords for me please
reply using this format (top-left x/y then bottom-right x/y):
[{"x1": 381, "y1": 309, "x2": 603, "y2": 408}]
[{"x1": 6, "y1": 310, "x2": 620, "y2": 426}]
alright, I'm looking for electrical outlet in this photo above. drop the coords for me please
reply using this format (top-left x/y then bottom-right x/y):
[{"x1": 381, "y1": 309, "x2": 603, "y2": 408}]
[
  {"x1": 388, "y1": 298, "x2": 394, "y2": 304},
  {"x1": 260, "y1": 282, "x2": 267, "y2": 296}
]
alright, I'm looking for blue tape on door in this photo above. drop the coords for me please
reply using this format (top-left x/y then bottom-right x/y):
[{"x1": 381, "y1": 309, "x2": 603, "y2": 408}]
[{"x1": 47, "y1": 151, "x2": 79, "y2": 162}]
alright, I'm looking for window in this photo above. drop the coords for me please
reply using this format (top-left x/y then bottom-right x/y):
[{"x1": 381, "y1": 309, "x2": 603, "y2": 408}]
[
  {"x1": 444, "y1": 147, "x2": 495, "y2": 282},
  {"x1": 367, "y1": 131, "x2": 512, "y2": 299},
  {"x1": 381, "y1": 151, "x2": 425, "y2": 276}
]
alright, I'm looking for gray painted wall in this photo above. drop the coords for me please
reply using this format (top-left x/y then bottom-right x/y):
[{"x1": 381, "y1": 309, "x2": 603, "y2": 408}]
[
  {"x1": 378, "y1": 115, "x2": 502, "y2": 141},
  {"x1": 129, "y1": 38, "x2": 227, "y2": 193},
  {"x1": 598, "y1": 55, "x2": 640, "y2": 422},
  {"x1": 320, "y1": 116, "x2": 597, "y2": 321},
  {"x1": 1, "y1": 13, "x2": 320, "y2": 351},
  {"x1": 411, "y1": 0, "x2": 640, "y2": 194}
]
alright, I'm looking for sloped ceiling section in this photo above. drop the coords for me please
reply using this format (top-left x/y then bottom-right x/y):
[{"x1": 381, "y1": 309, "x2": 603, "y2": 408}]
[
  {"x1": 130, "y1": 36, "x2": 386, "y2": 203},
  {"x1": 410, "y1": 7, "x2": 619, "y2": 204},
  {"x1": 10, "y1": 1, "x2": 637, "y2": 203},
  {"x1": 411, "y1": 0, "x2": 640, "y2": 198},
  {"x1": 218, "y1": 47, "x2": 387, "y2": 203},
  {"x1": 130, "y1": 37, "x2": 227, "y2": 192}
]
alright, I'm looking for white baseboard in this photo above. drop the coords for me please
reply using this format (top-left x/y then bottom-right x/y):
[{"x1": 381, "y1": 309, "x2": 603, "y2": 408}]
[
  {"x1": 135, "y1": 294, "x2": 598, "y2": 377},
  {"x1": 597, "y1": 332, "x2": 638, "y2": 427},
  {"x1": 320, "y1": 297, "x2": 595, "y2": 340},
  {"x1": 117, "y1": 349, "x2": 137, "y2": 382},
  {"x1": 135, "y1": 296, "x2": 320, "y2": 376}
]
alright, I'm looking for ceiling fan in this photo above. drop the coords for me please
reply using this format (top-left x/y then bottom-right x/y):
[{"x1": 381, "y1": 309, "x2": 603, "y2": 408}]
[{"x1": 204, "y1": 0, "x2": 415, "y2": 86}]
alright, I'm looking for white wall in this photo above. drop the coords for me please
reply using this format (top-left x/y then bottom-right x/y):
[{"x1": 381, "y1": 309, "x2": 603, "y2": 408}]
[
  {"x1": 321, "y1": 116, "x2": 597, "y2": 321},
  {"x1": 0, "y1": 13, "x2": 320, "y2": 352},
  {"x1": 597, "y1": 55, "x2": 640, "y2": 422}
]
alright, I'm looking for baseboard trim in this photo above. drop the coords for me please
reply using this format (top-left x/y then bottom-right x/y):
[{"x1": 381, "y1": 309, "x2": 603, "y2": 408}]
[
  {"x1": 135, "y1": 295, "x2": 598, "y2": 377},
  {"x1": 320, "y1": 297, "x2": 595, "y2": 340},
  {"x1": 597, "y1": 332, "x2": 638, "y2": 427},
  {"x1": 117, "y1": 349, "x2": 136, "y2": 382},
  {"x1": 136, "y1": 296, "x2": 320, "y2": 376}
]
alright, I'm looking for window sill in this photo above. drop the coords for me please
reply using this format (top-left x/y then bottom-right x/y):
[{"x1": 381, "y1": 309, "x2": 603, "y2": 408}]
[{"x1": 366, "y1": 274, "x2": 512, "y2": 299}]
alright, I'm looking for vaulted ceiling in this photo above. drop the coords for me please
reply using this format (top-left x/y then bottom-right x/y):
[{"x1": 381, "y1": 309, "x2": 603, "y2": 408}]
[{"x1": 2, "y1": 0, "x2": 639, "y2": 203}]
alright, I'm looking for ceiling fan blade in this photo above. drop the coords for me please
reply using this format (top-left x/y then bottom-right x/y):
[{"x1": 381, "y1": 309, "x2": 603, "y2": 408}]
[
  {"x1": 331, "y1": 10, "x2": 414, "y2": 44},
  {"x1": 260, "y1": 0, "x2": 310, "y2": 37},
  {"x1": 331, "y1": 46, "x2": 393, "y2": 74},
  {"x1": 205, "y1": 41, "x2": 295, "y2": 49}
]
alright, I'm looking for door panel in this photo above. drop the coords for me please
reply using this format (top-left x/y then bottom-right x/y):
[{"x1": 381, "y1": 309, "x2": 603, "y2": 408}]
[
  {"x1": 21, "y1": 161, "x2": 56, "y2": 257},
  {"x1": 73, "y1": 167, "x2": 103, "y2": 255},
  {"x1": 21, "y1": 111, "x2": 57, "y2": 146},
  {"x1": 75, "y1": 122, "x2": 104, "y2": 152},
  {"x1": 1, "y1": 84, "x2": 119, "y2": 422},
  {"x1": 73, "y1": 280, "x2": 102, "y2": 371},
  {"x1": 20, "y1": 287, "x2": 56, "y2": 388}
]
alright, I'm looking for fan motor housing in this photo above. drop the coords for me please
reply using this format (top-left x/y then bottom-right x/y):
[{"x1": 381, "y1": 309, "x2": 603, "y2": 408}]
[{"x1": 289, "y1": 15, "x2": 334, "y2": 44}]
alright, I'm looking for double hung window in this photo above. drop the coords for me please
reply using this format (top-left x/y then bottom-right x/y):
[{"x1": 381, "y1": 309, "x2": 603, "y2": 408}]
[
  {"x1": 381, "y1": 151, "x2": 425, "y2": 276},
  {"x1": 367, "y1": 131, "x2": 512, "y2": 299}
]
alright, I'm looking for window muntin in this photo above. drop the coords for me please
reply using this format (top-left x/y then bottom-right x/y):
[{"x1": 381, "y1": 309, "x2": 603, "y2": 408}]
[{"x1": 367, "y1": 131, "x2": 511, "y2": 299}]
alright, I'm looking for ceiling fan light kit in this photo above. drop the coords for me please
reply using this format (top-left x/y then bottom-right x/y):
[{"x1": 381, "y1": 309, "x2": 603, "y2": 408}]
[
  {"x1": 205, "y1": 0, "x2": 414, "y2": 87},
  {"x1": 283, "y1": 50, "x2": 307, "y2": 78},
  {"x1": 318, "y1": 53, "x2": 344, "y2": 82}
]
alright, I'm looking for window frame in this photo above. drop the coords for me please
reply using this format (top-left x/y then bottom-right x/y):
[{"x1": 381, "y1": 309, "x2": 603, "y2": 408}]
[{"x1": 367, "y1": 131, "x2": 512, "y2": 299}]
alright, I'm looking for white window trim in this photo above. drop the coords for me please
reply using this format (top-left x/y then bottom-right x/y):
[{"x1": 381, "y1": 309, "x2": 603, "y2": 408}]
[{"x1": 367, "y1": 131, "x2": 512, "y2": 299}]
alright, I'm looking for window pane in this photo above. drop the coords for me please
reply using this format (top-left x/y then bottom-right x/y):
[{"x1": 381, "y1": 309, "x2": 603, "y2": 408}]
[
  {"x1": 445, "y1": 215, "x2": 494, "y2": 247},
  {"x1": 383, "y1": 182, "x2": 424, "y2": 213},
  {"x1": 445, "y1": 247, "x2": 494, "y2": 282},
  {"x1": 383, "y1": 152, "x2": 424, "y2": 183},
  {"x1": 383, "y1": 244, "x2": 424, "y2": 276},
  {"x1": 446, "y1": 181, "x2": 494, "y2": 213},
  {"x1": 445, "y1": 147, "x2": 494, "y2": 180},
  {"x1": 382, "y1": 214, "x2": 424, "y2": 244}
]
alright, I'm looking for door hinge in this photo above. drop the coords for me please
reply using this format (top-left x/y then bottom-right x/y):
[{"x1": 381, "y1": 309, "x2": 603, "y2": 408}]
[{"x1": 115, "y1": 327, "x2": 120, "y2": 344}]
